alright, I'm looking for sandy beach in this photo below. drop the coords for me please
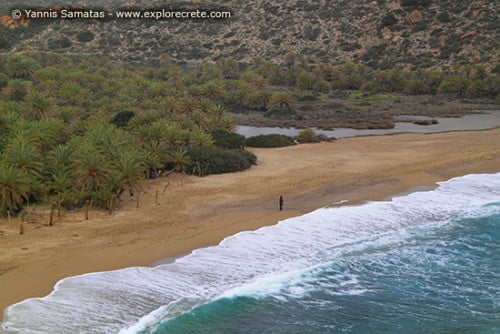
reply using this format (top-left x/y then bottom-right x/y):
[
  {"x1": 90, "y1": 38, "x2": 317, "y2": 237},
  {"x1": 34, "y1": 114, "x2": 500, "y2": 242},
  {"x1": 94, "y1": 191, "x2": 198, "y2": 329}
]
[{"x1": 1, "y1": 129, "x2": 499, "y2": 320}]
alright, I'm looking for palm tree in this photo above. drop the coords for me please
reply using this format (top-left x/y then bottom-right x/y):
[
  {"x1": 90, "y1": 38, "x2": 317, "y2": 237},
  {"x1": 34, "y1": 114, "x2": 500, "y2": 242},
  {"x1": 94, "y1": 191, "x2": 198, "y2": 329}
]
[
  {"x1": 190, "y1": 127, "x2": 214, "y2": 147},
  {"x1": 201, "y1": 80, "x2": 224, "y2": 100},
  {"x1": 50, "y1": 168, "x2": 73, "y2": 193},
  {"x1": 4, "y1": 136, "x2": 42, "y2": 176},
  {"x1": 114, "y1": 152, "x2": 145, "y2": 196},
  {"x1": 159, "y1": 96, "x2": 179, "y2": 113},
  {"x1": 5, "y1": 55, "x2": 39, "y2": 79},
  {"x1": 197, "y1": 98, "x2": 217, "y2": 113},
  {"x1": 176, "y1": 129, "x2": 192, "y2": 147},
  {"x1": 143, "y1": 152, "x2": 163, "y2": 179},
  {"x1": 143, "y1": 141, "x2": 167, "y2": 179},
  {"x1": 163, "y1": 124, "x2": 183, "y2": 147},
  {"x1": 166, "y1": 148, "x2": 192, "y2": 173},
  {"x1": 179, "y1": 96, "x2": 198, "y2": 113},
  {"x1": 104, "y1": 171, "x2": 126, "y2": 215},
  {"x1": 207, "y1": 114, "x2": 234, "y2": 132},
  {"x1": 45, "y1": 144, "x2": 73, "y2": 174},
  {"x1": 0, "y1": 163, "x2": 32, "y2": 216},
  {"x1": 73, "y1": 146, "x2": 111, "y2": 192},
  {"x1": 268, "y1": 91, "x2": 295, "y2": 110},
  {"x1": 86, "y1": 125, "x2": 131, "y2": 161},
  {"x1": 137, "y1": 123, "x2": 164, "y2": 143},
  {"x1": 284, "y1": 52, "x2": 298, "y2": 68},
  {"x1": 207, "y1": 104, "x2": 226, "y2": 119},
  {"x1": 24, "y1": 91, "x2": 51, "y2": 119},
  {"x1": 48, "y1": 168, "x2": 73, "y2": 218}
]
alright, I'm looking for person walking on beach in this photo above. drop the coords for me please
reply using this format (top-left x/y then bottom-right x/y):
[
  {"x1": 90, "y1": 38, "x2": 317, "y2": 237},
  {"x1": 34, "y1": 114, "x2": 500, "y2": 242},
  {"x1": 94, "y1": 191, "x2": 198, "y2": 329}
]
[{"x1": 279, "y1": 195, "x2": 284, "y2": 211}]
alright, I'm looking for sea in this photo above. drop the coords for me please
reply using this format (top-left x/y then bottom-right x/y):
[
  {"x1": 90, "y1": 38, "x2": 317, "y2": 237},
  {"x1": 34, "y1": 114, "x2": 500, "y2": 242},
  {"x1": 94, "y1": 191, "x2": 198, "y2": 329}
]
[{"x1": 2, "y1": 173, "x2": 499, "y2": 334}]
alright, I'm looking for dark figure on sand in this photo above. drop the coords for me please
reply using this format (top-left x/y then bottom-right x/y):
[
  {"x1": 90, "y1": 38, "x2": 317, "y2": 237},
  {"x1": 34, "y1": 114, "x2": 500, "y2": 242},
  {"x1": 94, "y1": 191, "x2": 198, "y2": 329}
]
[{"x1": 279, "y1": 195, "x2": 284, "y2": 211}]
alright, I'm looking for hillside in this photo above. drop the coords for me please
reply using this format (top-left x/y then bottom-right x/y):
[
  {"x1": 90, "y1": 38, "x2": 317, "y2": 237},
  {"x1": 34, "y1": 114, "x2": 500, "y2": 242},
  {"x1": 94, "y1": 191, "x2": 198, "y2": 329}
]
[{"x1": 0, "y1": 0, "x2": 498, "y2": 69}]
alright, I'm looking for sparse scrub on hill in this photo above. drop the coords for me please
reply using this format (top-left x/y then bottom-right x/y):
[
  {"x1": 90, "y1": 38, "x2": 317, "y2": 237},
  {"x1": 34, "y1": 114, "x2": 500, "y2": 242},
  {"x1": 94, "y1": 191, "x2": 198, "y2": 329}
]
[{"x1": 0, "y1": 0, "x2": 497, "y2": 69}]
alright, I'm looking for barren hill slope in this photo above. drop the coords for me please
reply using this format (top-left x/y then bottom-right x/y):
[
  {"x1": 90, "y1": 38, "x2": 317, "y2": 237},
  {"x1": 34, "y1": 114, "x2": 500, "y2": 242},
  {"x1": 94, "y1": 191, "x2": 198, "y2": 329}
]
[{"x1": 0, "y1": 0, "x2": 498, "y2": 69}]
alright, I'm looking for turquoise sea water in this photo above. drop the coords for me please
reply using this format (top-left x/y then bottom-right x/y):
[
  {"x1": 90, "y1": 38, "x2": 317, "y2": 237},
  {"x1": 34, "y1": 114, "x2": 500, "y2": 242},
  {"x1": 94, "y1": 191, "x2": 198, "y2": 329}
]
[
  {"x1": 154, "y1": 211, "x2": 500, "y2": 334},
  {"x1": 2, "y1": 173, "x2": 499, "y2": 334}
]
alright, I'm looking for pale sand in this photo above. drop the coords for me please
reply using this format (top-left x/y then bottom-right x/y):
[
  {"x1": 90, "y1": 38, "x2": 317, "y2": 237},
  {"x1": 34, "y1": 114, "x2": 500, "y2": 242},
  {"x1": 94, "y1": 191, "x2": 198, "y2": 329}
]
[{"x1": 1, "y1": 129, "x2": 499, "y2": 320}]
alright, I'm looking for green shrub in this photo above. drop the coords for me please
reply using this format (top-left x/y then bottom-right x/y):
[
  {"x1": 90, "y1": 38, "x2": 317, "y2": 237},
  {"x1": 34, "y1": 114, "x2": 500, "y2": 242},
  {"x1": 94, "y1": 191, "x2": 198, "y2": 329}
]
[
  {"x1": 57, "y1": 37, "x2": 73, "y2": 48},
  {"x1": 211, "y1": 129, "x2": 245, "y2": 149},
  {"x1": 437, "y1": 12, "x2": 451, "y2": 23},
  {"x1": 297, "y1": 93, "x2": 319, "y2": 101},
  {"x1": 295, "y1": 128, "x2": 320, "y2": 143},
  {"x1": 0, "y1": 36, "x2": 8, "y2": 49},
  {"x1": 466, "y1": 80, "x2": 487, "y2": 97},
  {"x1": 0, "y1": 72, "x2": 9, "y2": 88},
  {"x1": 236, "y1": 149, "x2": 257, "y2": 165},
  {"x1": 7, "y1": 80, "x2": 28, "y2": 101},
  {"x1": 313, "y1": 79, "x2": 332, "y2": 92},
  {"x1": 49, "y1": 37, "x2": 72, "y2": 49},
  {"x1": 77, "y1": 30, "x2": 95, "y2": 43},
  {"x1": 349, "y1": 92, "x2": 364, "y2": 99},
  {"x1": 110, "y1": 111, "x2": 136, "y2": 128},
  {"x1": 304, "y1": 27, "x2": 321, "y2": 41},
  {"x1": 382, "y1": 13, "x2": 398, "y2": 27},
  {"x1": 401, "y1": 0, "x2": 432, "y2": 8},
  {"x1": 187, "y1": 146, "x2": 255, "y2": 175},
  {"x1": 245, "y1": 134, "x2": 296, "y2": 148},
  {"x1": 297, "y1": 105, "x2": 317, "y2": 111}
]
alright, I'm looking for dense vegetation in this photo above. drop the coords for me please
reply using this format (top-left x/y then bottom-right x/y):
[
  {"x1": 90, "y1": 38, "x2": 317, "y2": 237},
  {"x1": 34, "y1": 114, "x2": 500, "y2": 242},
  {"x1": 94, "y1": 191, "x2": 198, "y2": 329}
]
[
  {"x1": 0, "y1": 51, "x2": 497, "y2": 217},
  {"x1": 0, "y1": 53, "x2": 241, "y2": 217},
  {"x1": 187, "y1": 146, "x2": 256, "y2": 176},
  {"x1": 245, "y1": 134, "x2": 296, "y2": 148}
]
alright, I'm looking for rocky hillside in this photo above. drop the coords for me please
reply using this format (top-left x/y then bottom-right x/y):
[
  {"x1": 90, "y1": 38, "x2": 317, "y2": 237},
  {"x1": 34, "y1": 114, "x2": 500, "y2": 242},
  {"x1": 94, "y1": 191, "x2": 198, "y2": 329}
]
[{"x1": 0, "y1": 0, "x2": 498, "y2": 69}]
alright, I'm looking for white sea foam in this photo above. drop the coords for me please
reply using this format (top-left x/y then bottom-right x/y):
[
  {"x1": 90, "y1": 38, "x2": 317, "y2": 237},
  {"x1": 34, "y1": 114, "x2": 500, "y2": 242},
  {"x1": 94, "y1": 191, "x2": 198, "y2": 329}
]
[{"x1": 2, "y1": 173, "x2": 500, "y2": 334}]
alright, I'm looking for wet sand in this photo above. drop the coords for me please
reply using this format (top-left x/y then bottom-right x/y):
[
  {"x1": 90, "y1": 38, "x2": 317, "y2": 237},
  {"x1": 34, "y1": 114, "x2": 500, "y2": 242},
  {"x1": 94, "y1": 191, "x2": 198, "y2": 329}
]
[{"x1": 1, "y1": 129, "x2": 499, "y2": 321}]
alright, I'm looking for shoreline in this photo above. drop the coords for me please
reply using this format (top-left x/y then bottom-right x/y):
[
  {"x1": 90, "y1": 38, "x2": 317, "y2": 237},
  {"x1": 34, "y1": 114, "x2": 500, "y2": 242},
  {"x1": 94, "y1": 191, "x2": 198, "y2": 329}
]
[
  {"x1": 149, "y1": 183, "x2": 437, "y2": 268},
  {"x1": 1, "y1": 129, "x2": 500, "y2": 321}
]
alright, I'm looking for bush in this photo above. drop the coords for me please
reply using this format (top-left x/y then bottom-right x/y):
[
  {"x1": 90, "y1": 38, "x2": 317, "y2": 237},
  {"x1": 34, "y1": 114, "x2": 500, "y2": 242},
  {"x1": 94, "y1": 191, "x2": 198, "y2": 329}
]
[
  {"x1": 0, "y1": 72, "x2": 8, "y2": 88},
  {"x1": 0, "y1": 36, "x2": 8, "y2": 49},
  {"x1": 295, "y1": 128, "x2": 320, "y2": 143},
  {"x1": 245, "y1": 134, "x2": 296, "y2": 148},
  {"x1": 236, "y1": 149, "x2": 257, "y2": 165},
  {"x1": 49, "y1": 37, "x2": 72, "y2": 49},
  {"x1": 77, "y1": 30, "x2": 95, "y2": 43},
  {"x1": 466, "y1": 80, "x2": 487, "y2": 97},
  {"x1": 437, "y1": 12, "x2": 451, "y2": 23},
  {"x1": 313, "y1": 79, "x2": 332, "y2": 92},
  {"x1": 60, "y1": 38, "x2": 72, "y2": 48},
  {"x1": 297, "y1": 93, "x2": 319, "y2": 101},
  {"x1": 401, "y1": 0, "x2": 432, "y2": 8},
  {"x1": 382, "y1": 13, "x2": 398, "y2": 27},
  {"x1": 414, "y1": 119, "x2": 438, "y2": 126},
  {"x1": 110, "y1": 111, "x2": 136, "y2": 128},
  {"x1": 7, "y1": 80, "x2": 28, "y2": 101},
  {"x1": 211, "y1": 129, "x2": 245, "y2": 149},
  {"x1": 187, "y1": 146, "x2": 255, "y2": 175}
]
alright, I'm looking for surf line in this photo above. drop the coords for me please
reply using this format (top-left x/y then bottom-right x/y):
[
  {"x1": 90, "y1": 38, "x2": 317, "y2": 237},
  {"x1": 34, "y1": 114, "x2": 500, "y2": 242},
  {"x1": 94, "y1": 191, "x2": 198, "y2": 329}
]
[{"x1": 331, "y1": 200, "x2": 349, "y2": 206}]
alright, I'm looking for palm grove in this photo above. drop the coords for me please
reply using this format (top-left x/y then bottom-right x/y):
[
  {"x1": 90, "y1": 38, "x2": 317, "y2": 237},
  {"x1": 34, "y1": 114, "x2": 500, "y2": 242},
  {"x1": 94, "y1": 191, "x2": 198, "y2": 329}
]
[{"x1": 0, "y1": 52, "x2": 498, "y2": 219}]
